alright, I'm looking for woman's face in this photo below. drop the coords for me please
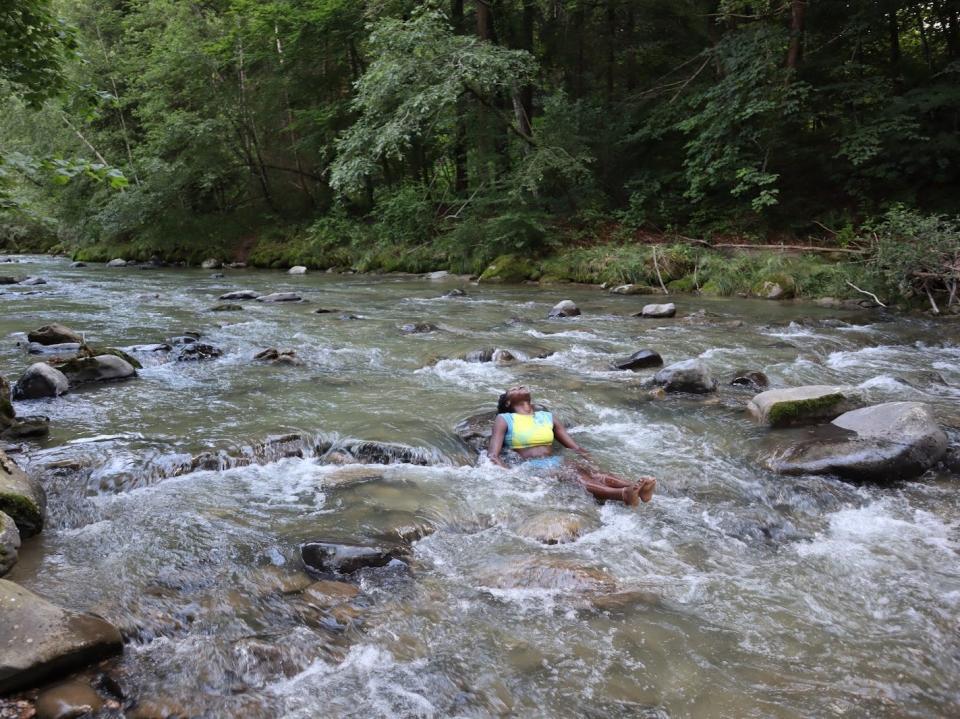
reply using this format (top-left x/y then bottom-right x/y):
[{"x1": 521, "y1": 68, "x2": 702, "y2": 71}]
[{"x1": 506, "y1": 385, "x2": 531, "y2": 408}]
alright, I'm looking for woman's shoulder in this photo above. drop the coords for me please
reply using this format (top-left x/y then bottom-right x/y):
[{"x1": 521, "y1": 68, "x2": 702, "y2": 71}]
[{"x1": 535, "y1": 409, "x2": 554, "y2": 421}]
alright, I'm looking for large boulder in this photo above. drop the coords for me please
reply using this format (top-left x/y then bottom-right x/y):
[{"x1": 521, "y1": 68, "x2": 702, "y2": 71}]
[
  {"x1": 0, "y1": 511, "x2": 20, "y2": 576},
  {"x1": 1, "y1": 415, "x2": 50, "y2": 440},
  {"x1": 609, "y1": 284, "x2": 657, "y2": 295},
  {"x1": 19, "y1": 277, "x2": 46, "y2": 286},
  {"x1": 106, "y1": 258, "x2": 127, "y2": 267},
  {"x1": 288, "y1": 265, "x2": 307, "y2": 275},
  {"x1": 58, "y1": 355, "x2": 136, "y2": 386},
  {"x1": 0, "y1": 376, "x2": 13, "y2": 431},
  {"x1": 548, "y1": 300, "x2": 581, "y2": 318},
  {"x1": 478, "y1": 254, "x2": 537, "y2": 283},
  {"x1": 0, "y1": 449, "x2": 46, "y2": 537},
  {"x1": 770, "y1": 402, "x2": 948, "y2": 481},
  {"x1": 613, "y1": 349, "x2": 663, "y2": 371},
  {"x1": 748, "y1": 385, "x2": 862, "y2": 427},
  {"x1": 27, "y1": 323, "x2": 84, "y2": 346},
  {"x1": 636, "y1": 303, "x2": 676, "y2": 318},
  {"x1": 12, "y1": 363, "x2": 69, "y2": 400},
  {"x1": 0, "y1": 579, "x2": 123, "y2": 694},
  {"x1": 652, "y1": 359, "x2": 717, "y2": 393},
  {"x1": 256, "y1": 292, "x2": 301, "y2": 303}
]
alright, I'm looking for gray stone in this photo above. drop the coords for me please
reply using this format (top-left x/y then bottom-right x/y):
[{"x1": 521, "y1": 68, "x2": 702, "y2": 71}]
[
  {"x1": 0, "y1": 416, "x2": 50, "y2": 441},
  {"x1": 770, "y1": 402, "x2": 948, "y2": 481},
  {"x1": 609, "y1": 284, "x2": 657, "y2": 295},
  {"x1": 0, "y1": 511, "x2": 20, "y2": 577},
  {"x1": 288, "y1": 265, "x2": 307, "y2": 275},
  {"x1": 19, "y1": 277, "x2": 46, "y2": 286},
  {"x1": 58, "y1": 355, "x2": 136, "y2": 386},
  {"x1": 427, "y1": 270, "x2": 450, "y2": 280},
  {"x1": 548, "y1": 300, "x2": 581, "y2": 318},
  {"x1": 652, "y1": 359, "x2": 717, "y2": 393},
  {"x1": 28, "y1": 323, "x2": 84, "y2": 346},
  {"x1": 400, "y1": 322, "x2": 438, "y2": 334},
  {"x1": 106, "y1": 258, "x2": 127, "y2": 267},
  {"x1": 0, "y1": 277, "x2": 25, "y2": 285},
  {"x1": 28, "y1": 342, "x2": 81, "y2": 355},
  {"x1": 748, "y1": 385, "x2": 862, "y2": 427},
  {"x1": 200, "y1": 258, "x2": 222, "y2": 270},
  {"x1": 730, "y1": 370, "x2": 769, "y2": 390},
  {"x1": 256, "y1": 292, "x2": 301, "y2": 303},
  {"x1": 300, "y1": 542, "x2": 405, "y2": 575},
  {"x1": 219, "y1": 290, "x2": 260, "y2": 300},
  {"x1": 613, "y1": 349, "x2": 663, "y2": 371},
  {"x1": 637, "y1": 302, "x2": 676, "y2": 318},
  {"x1": 0, "y1": 579, "x2": 123, "y2": 694},
  {"x1": 0, "y1": 449, "x2": 46, "y2": 537},
  {"x1": 12, "y1": 363, "x2": 70, "y2": 400}
]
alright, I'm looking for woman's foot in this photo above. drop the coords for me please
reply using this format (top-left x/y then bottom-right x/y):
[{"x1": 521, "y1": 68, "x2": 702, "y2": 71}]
[
  {"x1": 637, "y1": 477, "x2": 656, "y2": 503},
  {"x1": 621, "y1": 484, "x2": 640, "y2": 507}
]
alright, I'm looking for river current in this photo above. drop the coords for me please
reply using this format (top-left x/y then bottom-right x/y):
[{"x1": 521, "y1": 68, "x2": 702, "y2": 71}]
[{"x1": 2, "y1": 255, "x2": 959, "y2": 718}]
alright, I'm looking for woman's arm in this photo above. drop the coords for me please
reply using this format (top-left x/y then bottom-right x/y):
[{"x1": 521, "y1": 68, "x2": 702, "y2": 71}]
[
  {"x1": 487, "y1": 416, "x2": 509, "y2": 468},
  {"x1": 554, "y1": 420, "x2": 590, "y2": 459}
]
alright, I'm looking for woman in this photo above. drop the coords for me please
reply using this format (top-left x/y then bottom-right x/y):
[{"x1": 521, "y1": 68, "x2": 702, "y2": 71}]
[{"x1": 487, "y1": 385, "x2": 656, "y2": 506}]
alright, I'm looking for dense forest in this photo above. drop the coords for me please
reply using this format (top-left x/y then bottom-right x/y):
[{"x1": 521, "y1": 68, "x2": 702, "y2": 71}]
[{"x1": 1, "y1": 1, "x2": 959, "y2": 307}]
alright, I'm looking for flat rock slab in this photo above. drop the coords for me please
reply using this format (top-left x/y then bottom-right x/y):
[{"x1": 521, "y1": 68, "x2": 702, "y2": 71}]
[
  {"x1": 652, "y1": 359, "x2": 717, "y2": 393},
  {"x1": 219, "y1": 290, "x2": 260, "y2": 300},
  {"x1": 770, "y1": 402, "x2": 948, "y2": 481},
  {"x1": 748, "y1": 385, "x2": 862, "y2": 427},
  {"x1": 0, "y1": 579, "x2": 123, "y2": 694},
  {"x1": 0, "y1": 449, "x2": 46, "y2": 537},
  {"x1": 59, "y1": 355, "x2": 136, "y2": 386},
  {"x1": 613, "y1": 349, "x2": 663, "y2": 371},
  {"x1": 257, "y1": 292, "x2": 301, "y2": 303}
]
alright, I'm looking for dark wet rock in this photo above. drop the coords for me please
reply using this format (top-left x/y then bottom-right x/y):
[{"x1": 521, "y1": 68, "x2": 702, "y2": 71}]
[
  {"x1": 28, "y1": 341, "x2": 81, "y2": 355},
  {"x1": 301, "y1": 541, "x2": 405, "y2": 575},
  {"x1": 0, "y1": 579, "x2": 122, "y2": 693},
  {"x1": 301, "y1": 580, "x2": 360, "y2": 607},
  {"x1": 35, "y1": 679, "x2": 105, "y2": 719},
  {"x1": 175, "y1": 343, "x2": 223, "y2": 361},
  {"x1": 69, "y1": 261, "x2": 86, "y2": 268},
  {"x1": 374, "y1": 517, "x2": 436, "y2": 545},
  {"x1": 652, "y1": 359, "x2": 717, "y2": 394},
  {"x1": 515, "y1": 511, "x2": 595, "y2": 545},
  {"x1": 209, "y1": 272, "x2": 224, "y2": 279},
  {"x1": 609, "y1": 284, "x2": 657, "y2": 295},
  {"x1": 461, "y1": 348, "x2": 516, "y2": 364},
  {"x1": 813, "y1": 296, "x2": 879, "y2": 310},
  {"x1": 0, "y1": 276, "x2": 26, "y2": 285},
  {"x1": 13, "y1": 363, "x2": 70, "y2": 399},
  {"x1": 548, "y1": 299, "x2": 581, "y2": 318},
  {"x1": 127, "y1": 697, "x2": 194, "y2": 719},
  {"x1": 28, "y1": 323, "x2": 84, "y2": 346},
  {"x1": 166, "y1": 334, "x2": 197, "y2": 346},
  {"x1": 443, "y1": 288, "x2": 466, "y2": 297},
  {"x1": 400, "y1": 322, "x2": 438, "y2": 334},
  {"x1": 729, "y1": 370, "x2": 769, "y2": 390},
  {"x1": 219, "y1": 290, "x2": 260, "y2": 300},
  {"x1": 0, "y1": 449, "x2": 46, "y2": 537},
  {"x1": 635, "y1": 302, "x2": 676, "y2": 318},
  {"x1": 57, "y1": 355, "x2": 137, "y2": 386},
  {"x1": 0, "y1": 375, "x2": 13, "y2": 431},
  {"x1": 338, "y1": 313, "x2": 362, "y2": 320},
  {"x1": 313, "y1": 308, "x2": 336, "y2": 314},
  {"x1": 613, "y1": 349, "x2": 663, "y2": 371},
  {"x1": 106, "y1": 258, "x2": 127, "y2": 267},
  {"x1": 1, "y1": 415, "x2": 50, "y2": 440},
  {"x1": 0, "y1": 511, "x2": 20, "y2": 577},
  {"x1": 20, "y1": 276, "x2": 47, "y2": 286},
  {"x1": 91, "y1": 672, "x2": 125, "y2": 701},
  {"x1": 770, "y1": 402, "x2": 948, "y2": 481},
  {"x1": 288, "y1": 265, "x2": 308, "y2": 275},
  {"x1": 253, "y1": 348, "x2": 303, "y2": 366},
  {"x1": 257, "y1": 292, "x2": 301, "y2": 303},
  {"x1": 209, "y1": 303, "x2": 242, "y2": 312},
  {"x1": 942, "y1": 446, "x2": 960, "y2": 474},
  {"x1": 330, "y1": 440, "x2": 437, "y2": 466},
  {"x1": 200, "y1": 258, "x2": 222, "y2": 270},
  {"x1": 748, "y1": 385, "x2": 862, "y2": 427}
]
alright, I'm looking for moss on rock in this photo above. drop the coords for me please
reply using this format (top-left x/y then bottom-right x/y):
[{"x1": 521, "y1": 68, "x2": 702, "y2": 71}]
[
  {"x1": 479, "y1": 254, "x2": 539, "y2": 283},
  {"x1": 667, "y1": 275, "x2": 698, "y2": 293},
  {"x1": 767, "y1": 393, "x2": 846, "y2": 427}
]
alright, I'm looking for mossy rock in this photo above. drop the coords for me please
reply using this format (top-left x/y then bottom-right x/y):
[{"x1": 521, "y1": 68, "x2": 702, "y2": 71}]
[
  {"x1": 748, "y1": 385, "x2": 863, "y2": 427},
  {"x1": 667, "y1": 275, "x2": 698, "y2": 293},
  {"x1": 538, "y1": 275, "x2": 570, "y2": 286},
  {"x1": 699, "y1": 279, "x2": 726, "y2": 297},
  {"x1": 752, "y1": 273, "x2": 796, "y2": 300},
  {"x1": 0, "y1": 450, "x2": 45, "y2": 537},
  {"x1": 479, "y1": 254, "x2": 539, "y2": 283},
  {"x1": 0, "y1": 375, "x2": 14, "y2": 430},
  {"x1": 82, "y1": 345, "x2": 143, "y2": 370}
]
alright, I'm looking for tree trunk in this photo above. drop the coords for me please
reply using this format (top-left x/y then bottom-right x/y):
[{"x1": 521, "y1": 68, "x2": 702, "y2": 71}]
[
  {"x1": 888, "y1": 8, "x2": 901, "y2": 66},
  {"x1": 605, "y1": 0, "x2": 616, "y2": 104},
  {"x1": 786, "y1": 0, "x2": 806, "y2": 70},
  {"x1": 514, "y1": 0, "x2": 535, "y2": 140},
  {"x1": 452, "y1": 0, "x2": 468, "y2": 194}
]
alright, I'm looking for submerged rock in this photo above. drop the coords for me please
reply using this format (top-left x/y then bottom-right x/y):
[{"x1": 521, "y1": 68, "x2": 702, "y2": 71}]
[
  {"x1": 652, "y1": 359, "x2": 717, "y2": 393},
  {"x1": 209, "y1": 303, "x2": 243, "y2": 312},
  {"x1": 770, "y1": 402, "x2": 948, "y2": 481},
  {"x1": 0, "y1": 579, "x2": 124, "y2": 694},
  {"x1": 58, "y1": 355, "x2": 137, "y2": 386},
  {"x1": 35, "y1": 679, "x2": 106, "y2": 719},
  {"x1": 636, "y1": 302, "x2": 676, "y2": 318},
  {"x1": 477, "y1": 557, "x2": 616, "y2": 593},
  {"x1": 748, "y1": 385, "x2": 862, "y2": 427},
  {"x1": 729, "y1": 370, "x2": 769, "y2": 390},
  {"x1": 0, "y1": 511, "x2": 20, "y2": 576},
  {"x1": 400, "y1": 322, "x2": 439, "y2": 334},
  {"x1": 0, "y1": 276, "x2": 25, "y2": 285},
  {"x1": 515, "y1": 511, "x2": 594, "y2": 545},
  {"x1": 176, "y1": 343, "x2": 223, "y2": 361},
  {"x1": 253, "y1": 348, "x2": 303, "y2": 366},
  {"x1": 70, "y1": 261, "x2": 86, "y2": 268},
  {"x1": 443, "y1": 288, "x2": 466, "y2": 297},
  {"x1": 28, "y1": 323, "x2": 84, "y2": 346},
  {"x1": 20, "y1": 276, "x2": 47, "y2": 286},
  {"x1": 125, "y1": 343, "x2": 171, "y2": 353},
  {"x1": 300, "y1": 541, "x2": 405, "y2": 575},
  {"x1": 0, "y1": 449, "x2": 46, "y2": 536},
  {"x1": 548, "y1": 300, "x2": 581, "y2": 318},
  {"x1": 27, "y1": 341, "x2": 81, "y2": 355},
  {"x1": 257, "y1": 292, "x2": 301, "y2": 303},
  {"x1": 613, "y1": 349, "x2": 663, "y2": 371},
  {"x1": 219, "y1": 290, "x2": 260, "y2": 300},
  {"x1": 330, "y1": 440, "x2": 437, "y2": 466},
  {"x1": 12, "y1": 363, "x2": 70, "y2": 400},
  {"x1": 1, "y1": 415, "x2": 50, "y2": 440},
  {"x1": 461, "y1": 348, "x2": 516, "y2": 364}
]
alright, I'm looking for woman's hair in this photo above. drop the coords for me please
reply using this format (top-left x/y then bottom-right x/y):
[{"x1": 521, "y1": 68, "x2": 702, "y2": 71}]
[{"x1": 497, "y1": 392, "x2": 511, "y2": 413}]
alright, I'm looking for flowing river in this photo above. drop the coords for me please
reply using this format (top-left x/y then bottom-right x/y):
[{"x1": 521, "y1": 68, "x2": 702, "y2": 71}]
[{"x1": 2, "y1": 255, "x2": 959, "y2": 718}]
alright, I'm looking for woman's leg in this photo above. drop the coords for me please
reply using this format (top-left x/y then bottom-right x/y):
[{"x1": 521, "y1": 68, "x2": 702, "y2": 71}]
[
  {"x1": 573, "y1": 467, "x2": 640, "y2": 506},
  {"x1": 580, "y1": 467, "x2": 657, "y2": 504}
]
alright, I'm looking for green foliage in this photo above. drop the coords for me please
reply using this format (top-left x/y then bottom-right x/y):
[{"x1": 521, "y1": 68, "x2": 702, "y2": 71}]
[{"x1": 0, "y1": 1, "x2": 74, "y2": 106}]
